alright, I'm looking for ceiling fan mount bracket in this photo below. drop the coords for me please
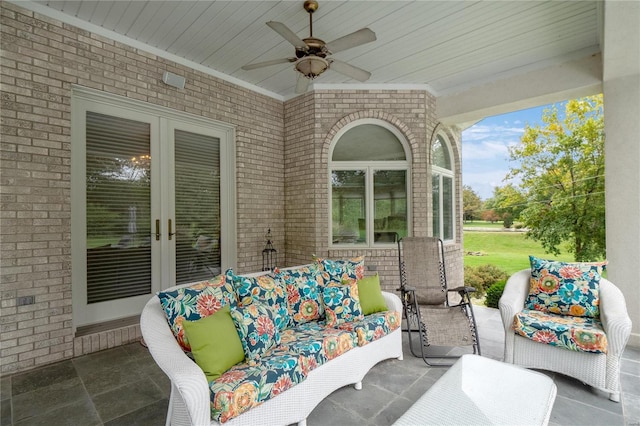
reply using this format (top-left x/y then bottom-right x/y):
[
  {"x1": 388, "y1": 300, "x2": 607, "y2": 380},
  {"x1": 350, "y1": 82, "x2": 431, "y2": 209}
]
[{"x1": 304, "y1": 1, "x2": 319, "y2": 14}]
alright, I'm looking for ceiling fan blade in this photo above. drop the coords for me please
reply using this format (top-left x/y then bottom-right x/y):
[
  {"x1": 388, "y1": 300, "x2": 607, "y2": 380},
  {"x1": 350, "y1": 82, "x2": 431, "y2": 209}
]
[
  {"x1": 330, "y1": 60, "x2": 371, "y2": 82},
  {"x1": 266, "y1": 21, "x2": 307, "y2": 49},
  {"x1": 295, "y1": 74, "x2": 310, "y2": 94},
  {"x1": 325, "y1": 28, "x2": 376, "y2": 54},
  {"x1": 241, "y1": 58, "x2": 296, "y2": 71}
]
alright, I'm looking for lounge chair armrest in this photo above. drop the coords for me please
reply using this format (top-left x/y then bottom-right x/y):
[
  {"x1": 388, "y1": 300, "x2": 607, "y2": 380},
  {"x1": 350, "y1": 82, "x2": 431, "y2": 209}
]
[
  {"x1": 448, "y1": 286, "x2": 476, "y2": 294},
  {"x1": 382, "y1": 291, "x2": 403, "y2": 312},
  {"x1": 599, "y1": 278, "x2": 632, "y2": 356}
]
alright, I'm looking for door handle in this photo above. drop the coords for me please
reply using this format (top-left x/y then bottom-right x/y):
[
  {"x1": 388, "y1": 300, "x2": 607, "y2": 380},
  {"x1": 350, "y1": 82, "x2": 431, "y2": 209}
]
[
  {"x1": 168, "y1": 219, "x2": 176, "y2": 240},
  {"x1": 155, "y1": 219, "x2": 160, "y2": 241}
]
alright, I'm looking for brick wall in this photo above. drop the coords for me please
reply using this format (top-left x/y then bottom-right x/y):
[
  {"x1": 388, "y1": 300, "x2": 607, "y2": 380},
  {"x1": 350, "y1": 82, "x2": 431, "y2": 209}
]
[
  {"x1": 283, "y1": 90, "x2": 464, "y2": 292},
  {"x1": 0, "y1": 2, "x2": 464, "y2": 375},
  {"x1": 0, "y1": 2, "x2": 285, "y2": 375}
]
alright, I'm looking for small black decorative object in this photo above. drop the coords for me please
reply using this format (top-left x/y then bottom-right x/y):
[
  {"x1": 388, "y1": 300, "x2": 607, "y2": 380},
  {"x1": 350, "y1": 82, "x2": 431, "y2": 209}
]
[{"x1": 262, "y1": 228, "x2": 277, "y2": 271}]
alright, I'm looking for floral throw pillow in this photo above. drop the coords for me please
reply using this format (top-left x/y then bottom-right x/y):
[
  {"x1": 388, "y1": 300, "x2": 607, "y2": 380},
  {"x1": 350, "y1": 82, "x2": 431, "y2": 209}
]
[
  {"x1": 230, "y1": 302, "x2": 281, "y2": 364},
  {"x1": 525, "y1": 256, "x2": 605, "y2": 318},
  {"x1": 228, "y1": 270, "x2": 290, "y2": 332},
  {"x1": 316, "y1": 256, "x2": 365, "y2": 287},
  {"x1": 277, "y1": 266, "x2": 325, "y2": 327},
  {"x1": 323, "y1": 282, "x2": 364, "y2": 327},
  {"x1": 157, "y1": 274, "x2": 237, "y2": 352}
]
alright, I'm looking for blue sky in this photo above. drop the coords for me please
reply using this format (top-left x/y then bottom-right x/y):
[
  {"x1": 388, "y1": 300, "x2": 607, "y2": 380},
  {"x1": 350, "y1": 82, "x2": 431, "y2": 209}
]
[{"x1": 461, "y1": 104, "x2": 552, "y2": 200}]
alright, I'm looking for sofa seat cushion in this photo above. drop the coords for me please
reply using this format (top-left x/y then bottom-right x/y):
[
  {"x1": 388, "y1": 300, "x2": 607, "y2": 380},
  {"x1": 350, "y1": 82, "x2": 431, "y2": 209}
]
[
  {"x1": 338, "y1": 311, "x2": 401, "y2": 346},
  {"x1": 209, "y1": 352, "x2": 305, "y2": 423},
  {"x1": 208, "y1": 323, "x2": 357, "y2": 423},
  {"x1": 513, "y1": 309, "x2": 607, "y2": 354}
]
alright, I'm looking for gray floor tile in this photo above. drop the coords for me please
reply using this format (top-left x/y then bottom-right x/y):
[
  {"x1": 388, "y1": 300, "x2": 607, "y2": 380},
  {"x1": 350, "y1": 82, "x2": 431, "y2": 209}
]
[
  {"x1": 79, "y1": 358, "x2": 147, "y2": 397},
  {"x1": 400, "y1": 374, "x2": 437, "y2": 404},
  {"x1": 308, "y1": 397, "x2": 371, "y2": 426},
  {"x1": 12, "y1": 377, "x2": 89, "y2": 423},
  {"x1": 553, "y1": 373, "x2": 623, "y2": 415},
  {"x1": 13, "y1": 395, "x2": 101, "y2": 426},
  {"x1": 72, "y1": 347, "x2": 134, "y2": 377},
  {"x1": 621, "y1": 371, "x2": 640, "y2": 397},
  {"x1": 11, "y1": 360, "x2": 77, "y2": 396},
  {"x1": 146, "y1": 370, "x2": 171, "y2": 399},
  {"x1": 91, "y1": 378, "x2": 165, "y2": 423},
  {"x1": 103, "y1": 398, "x2": 169, "y2": 426},
  {"x1": 371, "y1": 396, "x2": 414, "y2": 426},
  {"x1": 329, "y1": 383, "x2": 396, "y2": 422},
  {"x1": 550, "y1": 395, "x2": 624, "y2": 426},
  {"x1": 622, "y1": 392, "x2": 640, "y2": 425},
  {"x1": 621, "y1": 358, "x2": 640, "y2": 377}
]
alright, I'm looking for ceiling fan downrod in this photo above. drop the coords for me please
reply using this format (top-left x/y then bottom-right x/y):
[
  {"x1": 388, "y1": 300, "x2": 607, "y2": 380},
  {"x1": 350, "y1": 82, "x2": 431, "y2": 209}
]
[{"x1": 304, "y1": 0, "x2": 318, "y2": 37}]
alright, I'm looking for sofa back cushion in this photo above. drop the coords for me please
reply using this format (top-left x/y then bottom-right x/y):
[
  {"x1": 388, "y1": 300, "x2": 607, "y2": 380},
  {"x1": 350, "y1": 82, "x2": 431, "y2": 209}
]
[
  {"x1": 316, "y1": 256, "x2": 365, "y2": 287},
  {"x1": 526, "y1": 256, "x2": 605, "y2": 318},
  {"x1": 323, "y1": 282, "x2": 364, "y2": 327},
  {"x1": 277, "y1": 265, "x2": 325, "y2": 327},
  {"x1": 230, "y1": 302, "x2": 281, "y2": 365},
  {"x1": 228, "y1": 269, "x2": 290, "y2": 332},
  {"x1": 158, "y1": 274, "x2": 237, "y2": 352}
]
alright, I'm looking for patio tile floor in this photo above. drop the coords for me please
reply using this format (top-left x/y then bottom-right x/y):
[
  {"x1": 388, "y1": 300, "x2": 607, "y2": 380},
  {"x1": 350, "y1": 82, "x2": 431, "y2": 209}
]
[{"x1": 1, "y1": 306, "x2": 638, "y2": 425}]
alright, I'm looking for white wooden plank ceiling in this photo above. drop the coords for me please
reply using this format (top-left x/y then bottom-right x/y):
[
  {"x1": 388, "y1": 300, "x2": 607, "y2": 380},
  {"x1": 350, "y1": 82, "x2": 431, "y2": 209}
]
[{"x1": 34, "y1": 1, "x2": 601, "y2": 99}]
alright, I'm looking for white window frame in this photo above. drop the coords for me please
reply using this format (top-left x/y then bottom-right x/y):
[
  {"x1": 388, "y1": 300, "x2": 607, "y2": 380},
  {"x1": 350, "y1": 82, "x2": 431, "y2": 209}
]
[
  {"x1": 71, "y1": 86, "x2": 236, "y2": 329},
  {"x1": 329, "y1": 119, "x2": 412, "y2": 248},
  {"x1": 432, "y1": 133, "x2": 456, "y2": 243}
]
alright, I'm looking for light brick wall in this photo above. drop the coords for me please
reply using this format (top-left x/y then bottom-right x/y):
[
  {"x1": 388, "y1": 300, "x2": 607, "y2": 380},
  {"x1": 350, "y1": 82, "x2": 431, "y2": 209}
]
[
  {"x1": 283, "y1": 90, "x2": 464, "y2": 292},
  {"x1": 0, "y1": 3, "x2": 464, "y2": 375},
  {"x1": 0, "y1": 3, "x2": 285, "y2": 375}
]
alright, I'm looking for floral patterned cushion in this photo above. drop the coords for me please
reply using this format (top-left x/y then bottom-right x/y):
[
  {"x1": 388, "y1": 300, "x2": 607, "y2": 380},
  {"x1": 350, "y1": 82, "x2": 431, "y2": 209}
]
[
  {"x1": 322, "y1": 282, "x2": 364, "y2": 327},
  {"x1": 229, "y1": 270, "x2": 290, "y2": 332},
  {"x1": 526, "y1": 256, "x2": 604, "y2": 318},
  {"x1": 210, "y1": 353, "x2": 305, "y2": 423},
  {"x1": 338, "y1": 311, "x2": 401, "y2": 346},
  {"x1": 230, "y1": 302, "x2": 281, "y2": 364},
  {"x1": 316, "y1": 256, "x2": 365, "y2": 287},
  {"x1": 513, "y1": 308, "x2": 607, "y2": 354},
  {"x1": 157, "y1": 274, "x2": 237, "y2": 352},
  {"x1": 276, "y1": 266, "x2": 324, "y2": 327},
  {"x1": 208, "y1": 323, "x2": 357, "y2": 423}
]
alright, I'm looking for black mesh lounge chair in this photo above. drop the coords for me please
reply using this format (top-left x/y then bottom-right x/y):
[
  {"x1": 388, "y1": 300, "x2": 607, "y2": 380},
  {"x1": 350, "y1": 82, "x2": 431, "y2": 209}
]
[{"x1": 397, "y1": 237, "x2": 481, "y2": 365}]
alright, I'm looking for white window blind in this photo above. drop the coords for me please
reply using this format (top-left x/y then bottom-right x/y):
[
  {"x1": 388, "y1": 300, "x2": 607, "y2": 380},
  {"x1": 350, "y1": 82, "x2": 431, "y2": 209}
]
[
  {"x1": 174, "y1": 129, "x2": 222, "y2": 284},
  {"x1": 86, "y1": 111, "x2": 152, "y2": 304}
]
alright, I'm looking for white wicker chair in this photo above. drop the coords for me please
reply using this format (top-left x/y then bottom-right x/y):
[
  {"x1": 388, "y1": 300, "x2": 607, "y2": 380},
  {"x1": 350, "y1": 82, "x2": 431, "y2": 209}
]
[{"x1": 499, "y1": 269, "x2": 632, "y2": 402}]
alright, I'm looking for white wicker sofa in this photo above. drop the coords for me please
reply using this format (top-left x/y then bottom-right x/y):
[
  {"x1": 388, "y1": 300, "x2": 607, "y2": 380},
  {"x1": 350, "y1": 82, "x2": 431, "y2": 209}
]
[
  {"x1": 499, "y1": 269, "x2": 631, "y2": 402},
  {"x1": 141, "y1": 265, "x2": 403, "y2": 426}
]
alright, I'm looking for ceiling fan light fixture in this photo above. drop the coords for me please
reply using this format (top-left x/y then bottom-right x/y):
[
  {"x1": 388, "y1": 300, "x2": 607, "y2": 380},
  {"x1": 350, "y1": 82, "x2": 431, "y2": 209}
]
[{"x1": 295, "y1": 56, "x2": 329, "y2": 79}]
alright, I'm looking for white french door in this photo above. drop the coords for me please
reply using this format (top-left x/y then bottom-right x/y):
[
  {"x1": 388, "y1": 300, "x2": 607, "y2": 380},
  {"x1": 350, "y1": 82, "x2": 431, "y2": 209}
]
[{"x1": 72, "y1": 88, "x2": 236, "y2": 328}]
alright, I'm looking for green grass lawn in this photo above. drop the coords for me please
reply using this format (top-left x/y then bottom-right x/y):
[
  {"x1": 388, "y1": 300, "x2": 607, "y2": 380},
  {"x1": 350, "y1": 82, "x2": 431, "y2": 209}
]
[{"x1": 464, "y1": 231, "x2": 574, "y2": 275}]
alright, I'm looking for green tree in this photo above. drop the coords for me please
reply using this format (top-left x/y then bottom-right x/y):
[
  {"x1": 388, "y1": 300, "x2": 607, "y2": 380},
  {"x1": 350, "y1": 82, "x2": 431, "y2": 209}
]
[
  {"x1": 492, "y1": 184, "x2": 527, "y2": 220},
  {"x1": 462, "y1": 185, "x2": 482, "y2": 222},
  {"x1": 508, "y1": 95, "x2": 605, "y2": 261}
]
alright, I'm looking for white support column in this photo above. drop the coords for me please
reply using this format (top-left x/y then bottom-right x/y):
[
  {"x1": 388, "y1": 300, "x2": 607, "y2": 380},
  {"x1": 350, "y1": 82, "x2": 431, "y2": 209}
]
[{"x1": 603, "y1": 0, "x2": 640, "y2": 347}]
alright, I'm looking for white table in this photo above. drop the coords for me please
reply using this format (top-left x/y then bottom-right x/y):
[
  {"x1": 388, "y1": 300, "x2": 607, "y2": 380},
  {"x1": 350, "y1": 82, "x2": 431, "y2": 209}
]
[{"x1": 393, "y1": 354, "x2": 557, "y2": 426}]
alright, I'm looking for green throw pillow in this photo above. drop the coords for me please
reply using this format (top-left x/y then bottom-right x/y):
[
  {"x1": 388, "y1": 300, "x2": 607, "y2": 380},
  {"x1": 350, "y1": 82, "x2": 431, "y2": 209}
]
[
  {"x1": 357, "y1": 273, "x2": 387, "y2": 315},
  {"x1": 182, "y1": 305, "x2": 245, "y2": 382}
]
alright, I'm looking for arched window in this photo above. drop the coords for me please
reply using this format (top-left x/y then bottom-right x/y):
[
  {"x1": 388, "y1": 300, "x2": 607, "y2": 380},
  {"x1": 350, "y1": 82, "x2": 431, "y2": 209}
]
[
  {"x1": 329, "y1": 121, "x2": 411, "y2": 247},
  {"x1": 432, "y1": 134, "x2": 455, "y2": 241}
]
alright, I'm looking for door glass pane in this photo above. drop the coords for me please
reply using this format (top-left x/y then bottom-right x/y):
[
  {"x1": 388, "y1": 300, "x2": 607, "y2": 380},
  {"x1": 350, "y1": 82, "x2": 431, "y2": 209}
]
[
  {"x1": 443, "y1": 176, "x2": 454, "y2": 240},
  {"x1": 174, "y1": 130, "x2": 221, "y2": 284},
  {"x1": 86, "y1": 112, "x2": 151, "y2": 303},
  {"x1": 374, "y1": 170, "x2": 407, "y2": 243},
  {"x1": 432, "y1": 174, "x2": 440, "y2": 238},
  {"x1": 332, "y1": 170, "x2": 366, "y2": 244}
]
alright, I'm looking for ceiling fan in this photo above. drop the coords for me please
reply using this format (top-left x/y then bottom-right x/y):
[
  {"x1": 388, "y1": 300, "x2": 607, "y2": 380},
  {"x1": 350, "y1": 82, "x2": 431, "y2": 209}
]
[{"x1": 241, "y1": 0, "x2": 376, "y2": 94}]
